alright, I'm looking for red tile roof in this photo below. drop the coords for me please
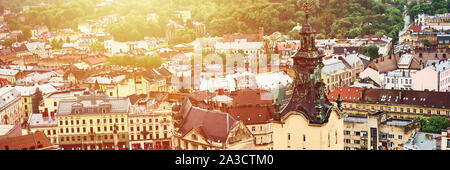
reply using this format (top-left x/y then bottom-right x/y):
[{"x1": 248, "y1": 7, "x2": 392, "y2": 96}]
[
  {"x1": 327, "y1": 87, "x2": 364, "y2": 102},
  {"x1": 229, "y1": 89, "x2": 273, "y2": 106},
  {"x1": 408, "y1": 25, "x2": 422, "y2": 33},
  {"x1": 0, "y1": 131, "x2": 53, "y2": 150},
  {"x1": 84, "y1": 55, "x2": 107, "y2": 65},
  {"x1": 228, "y1": 106, "x2": 274, "y2": 125}
]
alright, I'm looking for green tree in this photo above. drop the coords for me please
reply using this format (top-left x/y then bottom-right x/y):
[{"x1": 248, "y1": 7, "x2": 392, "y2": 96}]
[
  {"x1": 358, "y1": 45, "x2": 380, "y2": 60},
  {"x1": 422, "y1": 116, "x2": 449, "y2": 133},
  {"x1": 421, "y1": 38, "x2": 430, "y2": 47},
  {"x1": 168, "y1": 28, "x2": 197, "y2": 45}
]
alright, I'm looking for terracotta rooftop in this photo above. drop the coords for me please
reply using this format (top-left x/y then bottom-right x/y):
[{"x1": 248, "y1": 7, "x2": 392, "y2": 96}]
[
  {"x1": 327, "y1": 87, "x2": 364, "y2": 102},
  {"x1": 229, "y1": 89, "x2": 273, "y2": 106},
  {"x1": 329, "y1": 87, "x2": 450, "y2": 109},
  {"x1": 408, "y1": 25, "x2": 422, "y2": 33},
  {"x1": 0, "y1": 131, "x2": 54, "y2": 150},
  {"x1": 228, "y1": 105, "x2": 274, "y2": 125}
]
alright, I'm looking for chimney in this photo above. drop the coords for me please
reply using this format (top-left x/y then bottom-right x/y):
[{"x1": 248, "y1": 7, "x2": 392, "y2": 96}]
[{"x1": 43, "y1": 112, "x2": 48, "y2": 118}]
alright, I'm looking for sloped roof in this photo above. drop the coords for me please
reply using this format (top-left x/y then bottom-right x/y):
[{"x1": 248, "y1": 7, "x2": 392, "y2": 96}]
[
  {"x1": 178, "y1": 97, "x2": 237, "y2": 143},
  {"x1": 13, "y1": 44, "x2": 28, "y2": 53},
  {"x1": 327, "y1": 87, "x2": 364, "y2": 103},
  {"x1": 408, "y1": 25, "x2": 422, "y2": 33},
  {"x1": 0, "y1": 131, "x2": 53, "y2": 150},
  {"x1": 229, "y1": 89, "x2": 273, "y2": 106},
  {"x1": 228, "y1": 105, "x2": 274, "y2": 125},
  {"x1": 362, "y1": 88, "x2": 450, "y2": 108}
]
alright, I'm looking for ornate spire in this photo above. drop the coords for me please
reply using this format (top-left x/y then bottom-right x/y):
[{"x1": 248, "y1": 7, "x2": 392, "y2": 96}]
[{"x1": 302, "y1": 0, "x2": 312, "y2": 23}]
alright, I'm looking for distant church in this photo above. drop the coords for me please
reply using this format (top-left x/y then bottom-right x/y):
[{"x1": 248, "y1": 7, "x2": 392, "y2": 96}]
[{"x1": 271, "y1": 1, "x2": 344, "y2": 150}]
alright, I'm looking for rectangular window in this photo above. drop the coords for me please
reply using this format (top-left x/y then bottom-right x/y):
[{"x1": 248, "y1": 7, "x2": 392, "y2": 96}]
[{"x1": 344, "y1": 130, "x2": 350, "y2": 135}]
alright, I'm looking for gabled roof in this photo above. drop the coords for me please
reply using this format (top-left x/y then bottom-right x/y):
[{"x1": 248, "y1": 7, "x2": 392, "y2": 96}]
[{"x1": 178, "y1": 97, "x2": 237, "y2": 143}]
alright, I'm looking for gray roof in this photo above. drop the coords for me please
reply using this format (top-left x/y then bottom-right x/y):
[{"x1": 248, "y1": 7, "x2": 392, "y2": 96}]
[
  {"x1": 344, "y1": 116, "x2": 368, "y2": 123},
  {"x1": 28, "y1": 113, "x2": 57, "y2": 127},
  {"x1": 344, "y1": 53, "x2": 367, "y2": 68},
  {"x1": 403, "y1": 132, "x2": 438, "y2": 150},
  {"x1": 322, "y1": 58, "x2": 348, "y2": 75},
  {"x1": 383, "y1": 119, "x2": 414, "y2": 126},
  {"x1": 0, "y1": 87, "x2": 21, "y2": 111},
  {"x1": 56, "y1": 97, "x2": 130, "y2": 116}
]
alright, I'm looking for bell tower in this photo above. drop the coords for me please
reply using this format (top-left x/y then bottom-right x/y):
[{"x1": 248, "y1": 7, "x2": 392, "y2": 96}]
[{"x1": 278, "y1": 0, "x2": 334, "y2": 124}]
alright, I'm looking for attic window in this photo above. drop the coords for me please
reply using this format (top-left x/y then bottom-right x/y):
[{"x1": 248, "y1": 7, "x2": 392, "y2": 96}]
[{"x1": 258, "y1": 114, "x2": 261, "y2": 117}]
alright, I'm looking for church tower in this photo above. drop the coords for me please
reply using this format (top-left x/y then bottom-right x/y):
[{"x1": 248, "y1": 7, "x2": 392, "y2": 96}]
[
  {"x1": 278, "y1": 1, "x2": 334, "y2": 124},
  {"x1": 272, "y1": 0, "x2": 344, "y2": 150}
]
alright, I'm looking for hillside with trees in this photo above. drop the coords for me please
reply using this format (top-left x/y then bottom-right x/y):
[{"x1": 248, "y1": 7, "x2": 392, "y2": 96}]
[
  {"x1": 8, "y1": 0, "x2": 406, "y2": 42},
  {"x1": 408, "y1": 0, "x2": 450, "y2": 22}
]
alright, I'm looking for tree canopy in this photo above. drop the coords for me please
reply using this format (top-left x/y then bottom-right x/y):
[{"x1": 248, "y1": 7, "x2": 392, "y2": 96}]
[
  {"x1": 106, "y1": 55, "x2": 163, "y2": 69},
  {"x1": 5, "y1": 0, "x2": 406, "y2": 43},
  {"x1": 359, "y1": 45, "x2": 380, "y2": 60},
  {"x1": 408, "y1": 0, "x2": 449, "y2": 22}
]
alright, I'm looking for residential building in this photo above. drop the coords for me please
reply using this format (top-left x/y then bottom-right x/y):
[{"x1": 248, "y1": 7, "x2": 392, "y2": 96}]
[
  {"x1": 39, "y1": 88, "x2": 86, "y2": 117},
  {"x1": 28, "y1": 113, "x2": 58, "y2": 144},
  {"x1": 327, "y1": 87, "x2": 450, "y2": 119},
  {"x1": 381, "y1": 69, "x2": 414, "y2": 90},
  {"x1": 343, "y1": 111, "x2": 420, "y2": 150},
  {"x1": 321, "y1": 58, "x2": 353, "y2": 93},
  {"x1": 412, "y1": 59, "x2": 450, "y2": 92},
  {"x1": 437, "y1": 35, "x2": 449, "y2": 53},
  {"x1": 0, "y1": 87, "x2": 22, "y2": 125},
  {"x1": 435, "y1": 127, "x2": 450, "y2": 150},
  {"x1": 128, "y1": 98, "x2": 174, "y2": 150},
  {"x1": 0, "y1": 68, "x2": 19, "y2": 84},
  {"x1": 56, "y1": 92, "x2": 131, "y2": 150},
  {"x1": 174, "y1": 97, "x2": 255, "y2": 150},
  {"x1": 15, "y1": 84, "x2": 57, "y2": 121}
]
